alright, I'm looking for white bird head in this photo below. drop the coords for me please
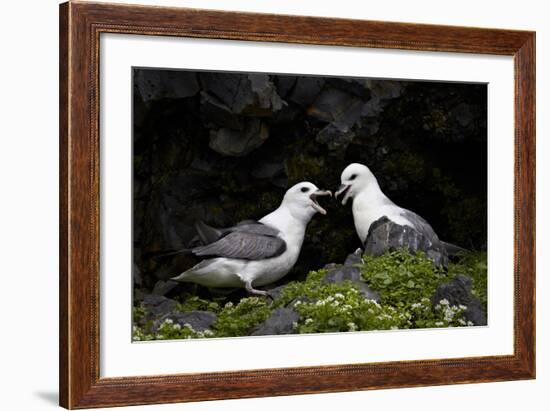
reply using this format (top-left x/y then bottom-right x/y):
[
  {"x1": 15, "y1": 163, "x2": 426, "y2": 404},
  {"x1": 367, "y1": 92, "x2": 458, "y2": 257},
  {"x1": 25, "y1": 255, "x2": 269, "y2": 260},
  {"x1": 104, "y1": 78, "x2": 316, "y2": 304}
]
[
  {"x1": 281, "y1": 182, "x2": 332, "y2": 221},
  {"x1": 335, "y1": 163, "x2": 377, "y2": 205}
]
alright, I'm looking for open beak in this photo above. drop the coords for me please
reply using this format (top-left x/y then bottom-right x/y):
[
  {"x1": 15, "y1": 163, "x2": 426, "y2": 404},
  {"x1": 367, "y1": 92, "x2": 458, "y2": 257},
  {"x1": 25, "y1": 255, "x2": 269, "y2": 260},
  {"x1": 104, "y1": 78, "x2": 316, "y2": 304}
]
[
  {"x1": 310, "y1": 190, "x2": 332, "y2": 215},
  {"x1": 335, "y1": 184, "x2": 352, "y2": 205}
]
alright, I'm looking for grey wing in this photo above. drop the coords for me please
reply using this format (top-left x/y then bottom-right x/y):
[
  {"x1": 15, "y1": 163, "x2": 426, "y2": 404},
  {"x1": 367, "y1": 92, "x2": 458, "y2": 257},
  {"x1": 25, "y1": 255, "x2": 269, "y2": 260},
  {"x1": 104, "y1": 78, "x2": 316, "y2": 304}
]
[
  {"x1": 192, "y1": 231, "x2": 287, "y2": 260},
  {"x1": 230, "y1": 221, "x2": 281, "y2": 237},
  {"x1": 400, "y1": 209, "x2": 441, "y2": 242}
]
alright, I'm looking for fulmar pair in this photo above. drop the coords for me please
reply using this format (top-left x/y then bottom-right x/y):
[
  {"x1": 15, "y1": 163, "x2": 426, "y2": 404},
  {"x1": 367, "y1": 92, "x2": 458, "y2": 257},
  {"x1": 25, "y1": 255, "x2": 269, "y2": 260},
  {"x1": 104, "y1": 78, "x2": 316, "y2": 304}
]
[{"x1": 172, "y1": 164, "x2": 457, "y2": 295}]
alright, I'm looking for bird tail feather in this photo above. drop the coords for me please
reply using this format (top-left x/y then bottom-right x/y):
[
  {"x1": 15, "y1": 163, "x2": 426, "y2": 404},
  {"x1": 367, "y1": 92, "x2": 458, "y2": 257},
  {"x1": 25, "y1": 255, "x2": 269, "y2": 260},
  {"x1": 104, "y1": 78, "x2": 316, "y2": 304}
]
[
  {"x1": 149, "y1": 248, "x2": 193, "y2": 260},
  {"x1": 171, "y1": 268, "x2": 192, "y2": 282},
  {"x1": 195, "y1": 220, "x2": 223, "y2": 244},
  {"x1": 171, "y1": 259, "x2": 214, "y2": 282},
  {"x1": 441, "y1": 241, "x2": 468, "y2": 256}
]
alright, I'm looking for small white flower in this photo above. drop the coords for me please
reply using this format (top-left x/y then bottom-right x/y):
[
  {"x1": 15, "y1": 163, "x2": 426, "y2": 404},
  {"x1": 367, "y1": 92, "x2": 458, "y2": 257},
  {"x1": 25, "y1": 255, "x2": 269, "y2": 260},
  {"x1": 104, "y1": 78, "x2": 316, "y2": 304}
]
[
  {"x1": 305, "y1": 318, "x2": 313, "y2": 324},
  {"x1": 458, "y1": 304, "x2": 468, "y2": 310},
  {"x1": 390, "y1": 326, "x2": 398, "y2": 330},
  {"x1": 334, "y1": 293, "x2": 345, "y2": 299},
  {"x1": 347, "y1": 322, "x2": 357, "y2": 331},
  {"x1": 183, "y1": 323, "x2": 194, "y2": 330},
  {"x1": 332, "y1": 301, "x2": 340, "y2": 307},
  {"x1": 156, "y1": 334, "x2": 166, "y2": 339},
  {"x1": 203, "y1": 329, "x2": 214, "y2": 336},
  {"x1": 172, "y1": 323, "x2": 181, "y2": 330},
  {"x1": 435, "y1": 321, "x2": 444, "y2": 327},
  {"x1": 439, "y1": 299, "x2": 450, "y2": 306},
  {"x1": 164, "y1": 318, "x2": 174, "y2": 325},
  {"x1": 458, "y1": 319, "x2": 466, "y2": 325},
  {"x1": 224, "y1": 302, "x2": 234, "y2": 308},
  {"x1": 411, "y1": 303, "x2": 422, "y2": 309},
  {"x1": 292, "y1": 321, "x2": 298, "y2": 329},
  {"x1": 467, "y1": 321, "x2": 474, "y2": 326}
]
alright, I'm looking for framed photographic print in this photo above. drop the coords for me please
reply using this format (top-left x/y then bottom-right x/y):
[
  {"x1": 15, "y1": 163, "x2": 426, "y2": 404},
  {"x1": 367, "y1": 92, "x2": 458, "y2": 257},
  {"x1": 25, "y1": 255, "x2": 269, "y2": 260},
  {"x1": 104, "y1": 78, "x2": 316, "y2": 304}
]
[{"x1": 59, "y1": 1, "x2": 535, "y2": 408}]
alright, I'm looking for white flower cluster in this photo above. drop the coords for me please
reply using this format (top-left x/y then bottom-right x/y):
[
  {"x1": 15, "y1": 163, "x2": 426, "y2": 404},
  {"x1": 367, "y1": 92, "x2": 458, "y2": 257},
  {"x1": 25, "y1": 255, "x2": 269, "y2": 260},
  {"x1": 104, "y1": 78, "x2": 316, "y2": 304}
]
[
  {"x1": 347, "y1": 322, "x2": 358, "y2": 331},
  {"x1": 434, "y1": 299, "x2": 468, "y2": 325},
  {"x1": 194, "y1": 329, "x2": 214, "y2": 338},
  {"x1": 365, "y1": 299, "x2": 381, "y2": 308}
]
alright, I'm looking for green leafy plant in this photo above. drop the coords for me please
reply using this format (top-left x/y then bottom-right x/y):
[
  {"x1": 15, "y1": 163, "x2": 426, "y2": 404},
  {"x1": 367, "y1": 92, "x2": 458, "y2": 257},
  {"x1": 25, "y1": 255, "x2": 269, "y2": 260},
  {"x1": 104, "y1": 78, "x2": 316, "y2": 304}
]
[
  {"x1": 212, "y1": 297, "x2": 272, "y2": 337},
  {"x1": 133, "y1": 249, "x2": 487, "y2": 340}
]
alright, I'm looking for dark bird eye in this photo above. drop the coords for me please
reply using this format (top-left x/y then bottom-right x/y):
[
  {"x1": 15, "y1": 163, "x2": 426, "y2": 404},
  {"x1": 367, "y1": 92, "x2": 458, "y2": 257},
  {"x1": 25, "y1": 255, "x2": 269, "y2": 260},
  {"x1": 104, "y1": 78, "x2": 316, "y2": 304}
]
[
  {"x1": 349, "y1": 174, "x2": 357, "y2": 180},
  {"x1": 301, "y1": 187, "x2": 310, "y2": 193}
]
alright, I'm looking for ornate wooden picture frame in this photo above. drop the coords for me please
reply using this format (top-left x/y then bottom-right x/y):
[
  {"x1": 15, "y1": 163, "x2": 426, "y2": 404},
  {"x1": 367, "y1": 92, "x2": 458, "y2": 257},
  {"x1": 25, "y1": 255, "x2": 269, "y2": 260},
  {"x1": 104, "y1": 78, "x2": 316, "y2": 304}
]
[{"x1": 59, "y1": 1, "x2": 535, "y2": 408}]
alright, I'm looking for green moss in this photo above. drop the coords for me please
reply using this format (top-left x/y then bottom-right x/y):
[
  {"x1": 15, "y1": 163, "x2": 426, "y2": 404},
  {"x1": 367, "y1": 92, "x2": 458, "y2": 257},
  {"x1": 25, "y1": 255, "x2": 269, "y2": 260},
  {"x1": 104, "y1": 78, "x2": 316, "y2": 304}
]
[
  {"x1": 212, "y1": 297, "x2": 272, "y2": 337},
  {"x1": 360, "y1": 249, "x2": 449, "y2": 307},
  {"x1": 293, "y1": 289, "x2": 406, "y2": 333},
  {"x1": 176, "y1": 295, "x2": 223, "y2": 313},
  {"x1": 132, "y1": 249, "x2": 487, "y2": 340},
  {"x1": 133, "y1": 306, "x2": 147, "y2": 324}
]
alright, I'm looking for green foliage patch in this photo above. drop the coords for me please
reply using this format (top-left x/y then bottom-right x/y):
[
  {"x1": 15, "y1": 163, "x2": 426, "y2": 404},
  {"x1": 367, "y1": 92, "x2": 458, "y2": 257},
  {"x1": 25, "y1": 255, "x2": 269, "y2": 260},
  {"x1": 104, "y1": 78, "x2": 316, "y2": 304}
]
[{"x1": 133, "y1": 250, "x2": 487, "y2": 341}]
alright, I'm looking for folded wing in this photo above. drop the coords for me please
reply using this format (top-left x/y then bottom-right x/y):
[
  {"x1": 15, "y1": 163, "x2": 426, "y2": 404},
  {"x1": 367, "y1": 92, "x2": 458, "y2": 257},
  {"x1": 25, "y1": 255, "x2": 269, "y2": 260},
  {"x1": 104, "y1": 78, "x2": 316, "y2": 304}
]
[{"x1": 192, "y1": 222, "x2": 286, "y2": 260}]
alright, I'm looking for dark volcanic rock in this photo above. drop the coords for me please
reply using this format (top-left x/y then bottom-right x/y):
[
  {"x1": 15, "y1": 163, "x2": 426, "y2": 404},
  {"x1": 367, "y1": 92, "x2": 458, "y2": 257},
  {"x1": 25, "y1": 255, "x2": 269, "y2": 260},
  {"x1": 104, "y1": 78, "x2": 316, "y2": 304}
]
[
  {"x1": 152, "y1": 280, "x2": 179, "y2": 296},
  {"x1": 308, "y1": 88, "x2": 364, "y2": 131},
  {"x1": 252, "y1": 161, "x2": 285, "y2": 179},
  {"x1": 142, "y1": 295, "x2": 178, "y2": 318},
  {"x1": 322, "y1": 266, "x2": 380, "y2": 302},
  {"x1": 209, "y1": 119, "x2": 269, "y2": 156},
  {"x1": 135, "y1": 69, "x2": 199, "y2": 102},
  {"x1": 155, "y1": 311, "x2": 217, "y2": 332},
  {"x1": 431, "y1": 274, "x2": 487, "y2": 326},
  {"x1": 199, "y1": 72, "x2": 282, "y2": 115},
  {"x1": 248, "y1": 74, "x2": 284, "y2": 114},
  {"x1": 251, "y1": 308, "x2": 299, "y2": 336},
  {"x1": 316, "y1": 124, "x2": 356, "y2": 153},
  {"x1": 200, "y1": 92, "x2": 243, "y2": 130},
  {"x1": 289, "y1": 77, "x2": 325, "y2": 107},
  {"x1": 309, "y1": 87, "x2": 364, "y2": 154},
  {"x1": 264, "y1": 284, "x2": 289, "y2": 301},
  {"x1": 364, "y1": 217, "x2": 448, "y2": 267},
  {"x1": 274, "y1": 76, "x2": 297, "y2": 98},
  {"x1": 344, "y1": 249, "x2": 363, "y2": 267},
  {"x1": 133, "y1": 263, "x2": 143, "y2": 287}
]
